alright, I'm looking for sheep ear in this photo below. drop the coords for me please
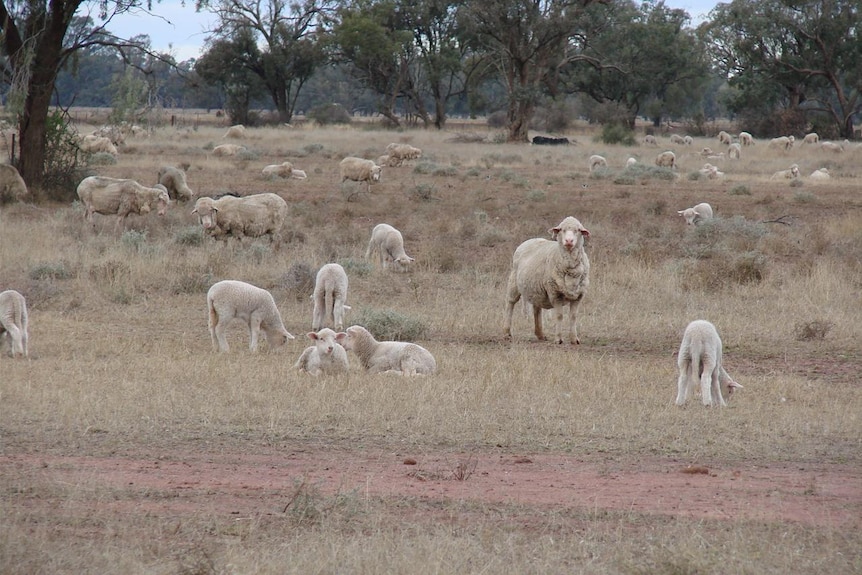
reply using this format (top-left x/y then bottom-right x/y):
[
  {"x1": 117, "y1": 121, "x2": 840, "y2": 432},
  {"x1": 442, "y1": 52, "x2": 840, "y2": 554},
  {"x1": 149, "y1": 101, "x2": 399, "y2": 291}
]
[
  {"x1": 580, "y1": 229, "x2": 590, "y2": 238},
  {"x1": 729, "y1": 381, "x2": 744, "y2": 389},
  {"x1": 191, "y1": 208, "x2": 198, "y2": 215},
  {"x1": 335, "y1": 332, "x2": 347, "y2": 343},
  {"x1": 549, "y1": 226, "x2": 561, "y2": 238},
  {"x1": 307, "y1": 332, "x2": 318, "y2": 340},
  {"x1": 677, "y1": 211, "x2": 685, "y2": 216}
]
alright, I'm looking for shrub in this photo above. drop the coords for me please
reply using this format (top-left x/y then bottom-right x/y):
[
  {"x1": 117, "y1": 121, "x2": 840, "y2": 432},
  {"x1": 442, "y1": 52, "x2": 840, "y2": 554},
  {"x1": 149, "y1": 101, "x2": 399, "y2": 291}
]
[
  {"x1": 121, "y1": 230, "x2": 148, "y2": 252},
  {"x1": 338, "y1": 258, "x2": 373, "y2": 278},
  {"x1": 279, "y1": 262, "x2": 316, "y2": 300},
  {"x1": 353, "y1": 308, "x2": 428, "y2": 341},
  {"x1": 599, "y1": 123, "x2": 636, "y2": 146},
  {"x1": 29, "y1": 261, "x2": 74, "y2": 280},
  {"x1": 407, "y1": 183, "x2": 437, "y2": 202},
  {"x1": 41, "y1": 109, "x2": 85, "y2": 202},
  {"x1": 794, "y1": 320, "x2": 833, "y2": 341},
  {"x1": 86, "y1": 152, "x2": 117, "y2": 166},
  {"x1": 309, "y1": 103, "x2": 351, "y2": 125},
  {"x1": 729, "y1": 184, "x2": 751, "y2": 196}
]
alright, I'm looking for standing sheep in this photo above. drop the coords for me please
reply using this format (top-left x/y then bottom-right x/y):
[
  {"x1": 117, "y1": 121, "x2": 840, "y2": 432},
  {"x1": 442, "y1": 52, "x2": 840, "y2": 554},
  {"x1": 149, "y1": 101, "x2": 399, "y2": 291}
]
[
  {"x1": 676, "y1": 320, "x2": 743, "y2": 407},
  {"x1": 312, "y1": 263, "x2": 350, "y2": 331},
  {"x1": 340, "y1": 157, "x2": 382, "y2": 193},
  {"x1": 820, "y1": 141, "x2": 844, "y2": 153},
  {"x1": 683, "y1": 135, "x2": 693, "y2": 146},
  {"x1": 803, "y1": 132, "x2": 820, "y2": 144},
  {"x1": 385, "y1": 143, "x2": 422, "y2": 166},
  {"x1": 677, "y1": 202, "x2": 713, "y2": 225},
  {"x1": 76, "y1": 176, "x2": 170, "y2": 232},
  {"x1": 728, "y1": 142, "x2": 742, "y2": 160},
  {"x1": 669, "y1": 134, "x2": 686, "y2": 145},
  {"x1": 0, "y1": 164, "x2": 29, "y2": 204},
  {"x1": 588, "y1": 155, "x2": 608, "y2": 173},
  {"x1": 655, "y1": 150, "x2": 676, "y2": 169},
  {"x1": 717, "y1": 130, "x2": 732, "y2": 145},
  {"x1": 0, "y1": 289, "x2": 29, "y2": 358},
  {"x1": 294, "y1": 328, "x2": 350, "y2": 376},
  {"x1": 158, "y1": 166, "x2": 195, "y2": 202},
  {"x1": 504, "y1": 216, "x2": 591, "y2": 345},
  {"x1": 768, "y1": 135, "x2": 795, "y2": 150},
  {"x1": 206, "y1": 280, "x2": 294, "y2": 353},
  {"x1": 340, "y1": 325, "x2": 437, "y2": 375},
  {"x1": 643, "y1": 135, "x2": 658, "y2": 147},
  {"x1": 365, "y1": 223, "x2": 415, "y2": 272},
  {"x1": 738, "y1": 132, "x2": 754, "y2": 146},
  {"x1": 192, "y1": 193, "x2": 288, "y2": 244}
]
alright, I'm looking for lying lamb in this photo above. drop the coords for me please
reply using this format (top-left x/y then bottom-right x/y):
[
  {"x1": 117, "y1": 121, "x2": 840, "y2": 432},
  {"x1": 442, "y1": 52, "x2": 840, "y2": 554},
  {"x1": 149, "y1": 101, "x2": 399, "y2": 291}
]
[
  {"x1": 206, "y1": 280, "x2": 294, "y2": 352},
  {"x1": 504, "y1": 216, "x2": 591, "y2": 345},
  {"x1": 770, "y1": 163, "x2": 800, "y2": 180},
  {"x1": 0, "y1": 289, "x2": 29, "y2": 358},
  {"x1": 294, "y1": 328, "x2": 350, "y2": 376},
  {"x1": 366, "y1": 223, "x2": 415, "y2": 272},
  {"x1": 676, "y1": 320, "x2": 743, "y2": 407},
  {"x1": 262, "y1": 161, "x2": 294, "y2": 178},
  {"x1": 340, "y1": 325, "x2": 437, "y2": 375},
  {"x1": 809, "y1": 168, "x2": 831, "y2": 180},
  {"x1": 312, "y1": 263, "x2": 350, "y2": 331},
  {"x1": 678, "y1": 202, "x2": 713, "y2": 225}
]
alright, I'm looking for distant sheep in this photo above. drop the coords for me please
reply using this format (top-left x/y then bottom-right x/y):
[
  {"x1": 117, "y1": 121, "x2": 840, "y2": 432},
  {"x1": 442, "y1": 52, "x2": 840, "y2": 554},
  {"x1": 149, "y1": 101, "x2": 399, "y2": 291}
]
[
  {"x1": 365, "y1": 223, "x2": 415, "y2": 272},
  {"x1": 699, "y1": 147, "x2": 715, "y2": 158},
  {"x1": 76, "y1": 176, "x2": 170, "y2": 232},
  {"x1": 290, "y1": 169, "x2": 307, "y2": 180},
  {"x1": 728, "y1": 143, "x2": 741, "y2": 160},
  {"x1": 79, "y1": 134, "x2": 118, "y2": 155},
  {"x1": 93, "y1": 125, "x2": 124, "y2": 146},
  {"x1": 675, "y1": 320, "x2": 742, "y2": 407},
  {"x1": 0, "y1": 289, "x2": 28, "y2": 358},
  {"x1": 643, "y1": 135, "x2": 658, "y2": 147},
  {"x1": 385, "y1": 143, "x2": 423, "y2": 165},
  {"x1": 802, "y1": 132, "x2": 819, "y2": 144},
  {"x1": 678, "y1": 202, "x2": 713, "y2": 225},
  {"x1": 626, "y1": 157, "x2": 638, "y2": 167},
  {"x1": 262, "y1": 161, "x2": 294, "y2": 178},
  {"x1": 698, "y1": 163, "x2": 724, "y2": 179},
  {"x1": 820, "y1": 141, "x2": 844, "y2": 153},
  {"x1": 376, "y1": 154, "x2": 398, "y2": 168},
  {"x1": 768, "y1": 135, "x2": 795, "y2": 150},
  {"x1": 312, "y1": 263, "x2": 350, "y2": 331},
  {"x1": 340, "y1": 157, "x2": 382, "y2": 193},
  {"x1": 770, "y1": 163, "x2": 800, "y2": 180},
  {"x1": 294, "y1": 328, "x2": 350, "y2": 376},
  {"x1": 191, "y1": 193, "x2": 288, "y2": 243},
  {"x1": 158, "y1": 166, "x2": 195, "y2": 202},
  {"x1": 532, "y1": 136, "x2": 570, "y2": 145},
  {"x1": 717, "y1": 130, "x2": 732, "y2": 145},
  {"x1": 683, "y1": 136, "x2": 693, "y2": 146},
  {"x1": 588, "y1": 154, "x2": 607, "y2": 173},
  {"x1": 212, "y1": 143, "x2": 246, "y2": 157},
  {"x1": 504, "y1": 216, "x2": 591, "y2": 345},
  {"x1": 738, "y1": 132, "x2": 754, "y2": 146},
  {"x1": 655, "y1": 150, "x2": 676, "y2": 169},
  {"x1": 809, "y1": 168, "x2": 831, "y2": 180},
  {"x1": 223, "y1": 124, "x2": 247, "y2": 139},
  {"x1": 340, "y1": 325, "x2": 437, "y2": 375},
  {"x1": 669, "y1": 134, "x2": 686, "y2": 145},
  {"x1": 0, "y1": 164, "x2": 28, "y2": 203},
  {"x1": 206, "y1": 280, "x2": 294, "y2": 353}
]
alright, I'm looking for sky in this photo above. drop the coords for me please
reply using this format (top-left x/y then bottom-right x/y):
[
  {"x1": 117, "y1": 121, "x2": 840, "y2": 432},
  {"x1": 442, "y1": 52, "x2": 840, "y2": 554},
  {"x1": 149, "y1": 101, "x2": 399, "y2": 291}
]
[{"x1": 105, "y1": 0, "x2": 724, "y2": 63}]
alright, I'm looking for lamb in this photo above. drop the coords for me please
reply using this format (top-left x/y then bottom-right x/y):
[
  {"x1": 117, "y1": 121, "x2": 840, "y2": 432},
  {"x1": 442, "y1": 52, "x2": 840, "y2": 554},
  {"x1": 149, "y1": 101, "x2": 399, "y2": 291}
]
[
  {"x1": 728, "y1": 142, "x2": 742, "y2": 160},
  {"x1": 699, "y1": 147, "x2": 715, "y2": 158},
  {"x1": 262, "y1": 161, "x2": 294, "y2": 178},
  {"x1": 768, "y1": 135, "x2": 795, "y2": 150},
  {"x1": 669, "y1": 134, "x2": 686, "y2": 145},
  {"x1": 0, "y1": 289, "x2": 29, "y2": 358},
  {"x1": 294, "y1": 328, "x2": 350, "y2": 376},
  {"x1": 385, "y1": 143, "x2": 422, "y2": 166},
  {"x1": 312, "y1": 263, "x2": 350, "y2": 331},
  {"x1": 820, "y1": 141, "x2": 844, "y2": 153},
  {"x1": 191, "y1": 192, "x2": 289, "y2": 243},
  {"x1": 79, "y1": 134, "x2": 118, "y2": 155},
  {"x1": 717, "y1": 130, "x2": 732, "y2": 145},
  {"x1": 678, "y1": 202, "x2": 713, "y2": 225},
  {"x1": 698, "y1": 163, "x2": 724, "y2": 179},
  {"x1": 365, "y1": 223, "x2": 415, "y2": 272},
  {"x1": 504, "y1": 216, "x2": 591, "y2": 345},
  {"x1": 0, "y1": 164, "x2": 29, "y2": 203},
  {"x1": 625, "y1": 157, "x2": 638, "y2": 167},
  {"x1": 655, "y1": 150, "x2": 676, "y2": 169},
  {"x1": 206, "y1": 280, "x2": 294, "y2": 353},
  {"x1": 643, "y1": 134, "x2": 658, "y2": 146},
  {"x1": 809, "y1": 168, "x2": 831, "y2": 180},
  {"x1": 770, "y1": 163, "x2": 800, "y2": 180},
  {"x1": 223, "y1": 124, "x2": 247, "y2": 139},
  {"x1": 339, "y1": 157, "x2": 382, "y2": 193},
  {"x1": 803, "y1": 132, "x2": 819, "y2": 144},
  {"x1": 157, "y1": 166, "x2": 195, "y2": 202},
  {"x1": 738, "y1": 131, "x2": 754, "y2": 146},
  {"x1": 340, "y1": 325, "x2": 437, "y2": 375},
  {"x1": 290, "y1": 169, "x2": 307, "y2": 180},
  {"x1": 212, "y1": 143, "x2": 246, "y2": 157},
  {"x1": 588, "y1": 154, "x2": 607, "y2": 173},
  {"x1": 76, "y1": 176, "x2": 170, "y2": 232},
  {"x1": 683, "y1": 135, "x2": 693, "y2": 146},
  {"x1": 675, "y1": 320, "x2": 743, "y2": 407}
]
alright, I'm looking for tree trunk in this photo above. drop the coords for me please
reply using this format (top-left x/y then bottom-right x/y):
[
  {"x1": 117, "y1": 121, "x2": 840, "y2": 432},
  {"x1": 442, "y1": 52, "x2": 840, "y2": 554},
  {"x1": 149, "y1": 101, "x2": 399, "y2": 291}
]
[{"x1": 507, "y1": 99, "x2": 532, "y2": 143}]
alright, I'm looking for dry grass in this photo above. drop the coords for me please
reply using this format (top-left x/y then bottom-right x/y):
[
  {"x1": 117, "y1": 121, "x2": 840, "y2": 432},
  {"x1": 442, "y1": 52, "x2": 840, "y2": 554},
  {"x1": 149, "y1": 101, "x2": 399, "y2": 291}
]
[{"x1": 2, "y1": 117, "x2": 861, "y2": 573}]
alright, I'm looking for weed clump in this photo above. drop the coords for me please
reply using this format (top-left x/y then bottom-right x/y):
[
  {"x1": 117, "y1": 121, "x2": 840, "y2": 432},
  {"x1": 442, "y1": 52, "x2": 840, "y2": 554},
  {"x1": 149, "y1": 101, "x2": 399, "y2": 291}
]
[
  {"x1": 353, "y1": 308, "x2": 428, "y2": 341},
  {"x1": 794, "y1": 320, "x2": 833, "y2": 341}
]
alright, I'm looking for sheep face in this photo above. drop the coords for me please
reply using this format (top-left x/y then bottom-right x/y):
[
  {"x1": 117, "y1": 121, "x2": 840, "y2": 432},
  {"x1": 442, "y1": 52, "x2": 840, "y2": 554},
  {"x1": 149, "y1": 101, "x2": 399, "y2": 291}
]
[
  {"x1": 308, "y1": 328, "x2": 345, "y2": 357},
  {"x1": 370, "y1": 165, "x2": 382, "y2": 182},
  {"x1": 191, "y1": 199, "x2": 218, "y2": 229},
  {"x1": 154, "y1": 187, "x2": 170, "y2": 216},
  {"x1": 550, "y1": 218, "x2": 590, "y2": 252}
]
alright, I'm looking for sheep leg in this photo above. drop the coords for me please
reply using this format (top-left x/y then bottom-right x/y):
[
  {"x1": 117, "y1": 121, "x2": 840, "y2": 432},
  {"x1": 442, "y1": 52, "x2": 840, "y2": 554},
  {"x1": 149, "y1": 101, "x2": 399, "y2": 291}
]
[
  {"x1": 248, "y1": 316, "x2": 262, "y2": 352},
  {"x1": 675, "y1": 362, "x2": 691, "y2": 405},
  {"x1": 700, "y1": 361, "x2": 717, "y2": 406},
  {"x1": 311, "y1": 301, "x2": 323, "y2": 332},
  {"x1": 5, "y1": 324, "x2": 22, "y2": 357},
  {"x1": 213, "y1": 320, "x2": 230, "y2": 353},
  {"x1": 504, "y1": 297, "x2": 519, "y2": 340},
  {"x1": 711, "y1": 370, "x2": 728, "y2": 407},
  {"x1": 533, "y1": 305, "x2": 546, "y2": 341},
  {"x1": 566, "y1": 300, "x2": 581, "y2": 345},
  {"x1": 333, "y1": 296, "x2": 345, "y2": 331}
]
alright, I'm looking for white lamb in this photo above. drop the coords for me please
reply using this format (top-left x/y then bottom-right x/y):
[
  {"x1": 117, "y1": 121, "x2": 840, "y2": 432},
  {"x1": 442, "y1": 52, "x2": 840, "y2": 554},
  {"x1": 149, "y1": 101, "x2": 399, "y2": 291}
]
[
  {"x1": 655, "y1": 150, "x2": 676, "y2": 169},
  {"x1": 212, "y1": 143, "x2": 246, "y2": 157},
  {"x1": 504, "y1": 216, "x2": 591, "y2": 345},
  {"x1": 683, "y1": 135, "x2": 693, "y2": 146},
  {"x1": 588, "y1": 154, "x2": 607, "y2": 173},
  {"x1": 770, "y1": 163, "x2": 800, "y2": 180},
  {"x1": 642, "y1": 135, "x2": 658, "y2": 147},
  {"x1": 820, "y1": 141, "x2": 844, "y2": 153},
  {"x1": 262, "y1": 161, "x2": 294, "y2": 178},
  {"x1": 676, "y1": 320, "x2": 743, "y2": 407},
  {"x1": 290, "y1": 169, "x2": 307, "y2": 180},
  {"x1": 312, "y1": 263, "x2": 350, "y2": 331},
  {"x1": 717, "y1": 130, "x2": 732, "y2": 145},
  {"x1": 728, "y1": 142, "x2": 742, "y2": 160},
  {"x1": 809, "y1": 168, "x2": 831, "y2": 180},
  {"x1": 678, "y1": 202, "x2": 713, "y2": 225},
  {"x1": 294, "y1": 328, "x2": 350, "y2": 376},
  {"x1": 223, "y1": 124, "x2": 247, "y2": 139},
  {"x1": 698, "y1": 163, "x2": 724, "y2": 179},
  {"x1": 366, "y1": 223, "x2": 415, "y2": 272},
  {"x1": 669, "y1": 134, "x2": 686, "y2": 145},
  {"x1": 0, "y1": 289, "x2": 29, "y2": 358},
  {"x1": 206, "y1": 280, "x2": 295, "y2": 353},
  {"x1": 738, "y1": 132, "x2": 754, "y2": 146},
  {"x1": 803, "y1": 132, "x2": 819, "y2": 144},
  {"x1": 340, "y1": 325, "x2": 436, "y2": 375},
  {"x1": 626, "y1": 157, "x2": 638, "y2": 167},
  {"x1": 340, "y1": 157, "x2": 382, "y2": 193}
]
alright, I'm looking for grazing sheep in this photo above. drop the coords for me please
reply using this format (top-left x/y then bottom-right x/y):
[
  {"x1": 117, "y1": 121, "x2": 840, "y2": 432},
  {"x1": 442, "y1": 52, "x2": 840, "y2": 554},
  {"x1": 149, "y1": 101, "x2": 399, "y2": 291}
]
[
  {"x1": 206, "y1": 280, "x2": 294, "y2": 353},
  {"x1": 820, "y1": 141, "x2": 844, "y2": 153},
  {"x1": 655, "y1": 150, "x2": 676, "y2": 169},
  {"x1": 157, "y1": 165, "x2": 195, "y2": 202},
  {"x1": 768, "y1": 135, "x2": 795, "y2": 150},
  {"x1": 365, "y1": 223, "x2": 415, "y2": 272},
  {"x1": 340, "y1": 325, "x2": 436, "y2": 375},
  {"x1": 698, "y1": 163, "x2": 724, "y2": 179},
  {"x1": 191, "y1": 192, "x2": 289, "y2": 243},
  {"x1": 312, "y1": 263, "x2": 350, "y2": 331},
  {"x1": 728, "y1": 142, "x2": 742, "y2": 160},
  {"x1": 809, "y1": 168, "x2": 831, "y2": 180},
  {"x1": 340, "y1": 157, "x2": 382, "y2": 193},
  {"x1": 717, "y1": 130, "x2": 732, "y2": 145},
  {"x1": 504, "y1": 216, "x2": 591, "y2": 345},
  {"x1": 643, "y1": 134, "x2": 658, "y2": 147},
  {"x1": 79, "y1": 134, "x2": 118, "y2": 155},
  {"x1": 223, "y1": 124, "x2": 247, "y2": 139},
  {"x1": 0, "y1": 289, "x2": 28, "y2": 358},
  {"x1": 803, "y1": 132, "x2": 819, "y2": 144},
  {"x1": 0, "y1": 164, "x2": 29, "y2": 203},
  {"x1": 588, "y1": 154, "x2": 607, "y2": 173},
  {"x1": 626, "y1": 157, "x2": 638, "y2": 167},
  {"x1": 739, "y1": 131, "x2": 754, "y2": 146},
  {"x1": 294, "y1": 328, "x2": 350, "y2": 376},
  {"x1": 669, "y1": 134, "x2": 686, "y2": 145},
  {"x1": 262, "y1": 161, "x2": 294, "y2": 178},
  {"x1": 683, "y1": 135, "x2": 693, "y2": 146},
  {"x1": 385, "y1": 143, "x2": 423, "y2": 166},
  {"x1": 76, "y1": 176, "x2": 170, "y2": 232},
  {"x1": 770, "y1": 163, "x2": 800, "y2": 180},
  {"x1": 675, "y1": 320, "x2": 743, "y2": 407},
  {"x1": 376, "y1": 154, "x2": 397, "y2": 168},
  {"x1": 678, "y1": 202, "x2": 713, "y2": 225},
  {"x1": 212, "y1": 143, "x2": 246, "y2": 157},
  {"x1": 93, "y1": 125, "x2": 125, "y2": 146}
]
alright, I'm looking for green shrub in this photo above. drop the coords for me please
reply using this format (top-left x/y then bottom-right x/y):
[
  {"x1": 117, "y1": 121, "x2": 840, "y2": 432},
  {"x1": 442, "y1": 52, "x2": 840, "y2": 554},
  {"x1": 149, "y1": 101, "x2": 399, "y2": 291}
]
[
  {"x1": 121, "y1": 230, "x2": 148, "y2": 252},
  {"x1": 29, "y1": 261, "x2": 74, "y2": 280},
  {"x1": 729, "y1": 184, "x2": 751, "y2": 196},
  {"x1": 174, "y1": 226, "x2": 204, "y2": 246},
  {"x1": 338, "y1": 258, "x2": 373, "y2": 278},
  {"x1": 309, "y1": 103, "x2": 351, "y2": 125},
  {"x1": 353, "y1": 308, "x2": 428, "y2": 341},
  {"x1": 86, "y1": 152, "x2": 117, "y2": 166},
  {"x1": 599, "y1": 123, "x2": 636, "y2": 145}
]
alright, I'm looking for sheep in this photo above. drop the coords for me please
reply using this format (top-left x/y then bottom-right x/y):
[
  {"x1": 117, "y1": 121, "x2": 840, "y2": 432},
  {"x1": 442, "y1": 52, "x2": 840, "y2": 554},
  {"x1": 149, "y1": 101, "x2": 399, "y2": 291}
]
[
  {"x1": 157, "y1": 166, "x2": 195, "y2": 202},
  {"x1": 191, "y1": 192, "x2": 289, "y2": 243},
  {"x1": 768, "y1": 135, "x2": 795, "y2": 150},
  {"x1": 290, "y1": 169, "x2": 307, "y2": 180},
  {"x1": 820, "y1": 141, "x2": 844, "y2": 153},
  {"x1": 669, "y1": 134, "x2": 686, "y2": 145},
  {"x1": 93, "y1": 125, "x2": 125, "y2": 146},
  {"x1": 223, "y1": 124, "x2": 246, "y2": 139},
  {"x1": 212, "y1": 143, "x2": 246, "y2": 157},
  {"x1": 294, "y1": 328, "x2": 350, "y2": 376},
  {"x1": 728, "y1": 142, "x2": 742, "y2": 160},
  {"x1": 262, "y1": 161, "x2": 294, "y2": 178},
  {"x1": 376, "y1": 154, "x2": 397, "y2": 168},
  {"x1": 79, "y1": 134, "x2": 118, "y2": 155},
  {"x1": 0, "y1": 289, "x2": 28, "y2": 358},
  {"x1": 312, "y1": 263, "x2": 350, "y2": 331},
  {"x1": 675, "y1": 320, "x2": 743, "y2": 407},
  {"x1": 76, "y1": 176, "x2": 170, "y2": 232},
  {"x1": 339, "y1": 157, "x2": 382, "y2": 193},
  {"x1": 504, "y1": 216, "x2": 591, "y2": 345},
  {"x1": 626, "y1": 157, "x2": 638, "y2": 167},
  {"x1": 698, "y1": 163, "x2": 724, "y2": 179},
  {"x1": 385, "y1": 143, "x2": 423, "y2": 165},
  {"x1": 717, "y1": 130, "x2": 732, "y2": 145},
  {"x1": 340, "y1": 325, "x2": 436, "y2": 375},
  {"x1": 642, "y1": 134, "x2": 658, "y2": 147},
  {"x1": 206, "y1": 280, "x2": 294, "y2": 353},
  {"x1": 588, "y1": 154, "x2": 607, "y2": 173},
  {"x1": 683, "y1": 135, "x2": 693, "y2": 146},
  {"x1": 365, "y1": 223, "x2": 415, "y2": 272},
  {"x1": 803, "y1": 132, "x2": 820, "y2": 144},
  {"x1": 699, "y1": 147, "x2": 715, "y2": 158},
  {"x1": 655, "y1": 150, "x2": 676, "y2": 169},
  {"x1": 770, "y1": 163, "x2": 800, "y2": 180},
  {"x1": 809, "y1": 168, "x2": 831, "y2": 180},
  {"x1": 738, "y1": 131, "x2": 754, "y2": 146},
  {"x1": 678, "y1": 202, "x2": 713, "y2": 225},
  {"x1": 0, "y1": 164, "x2": 29, "y2": 203}
]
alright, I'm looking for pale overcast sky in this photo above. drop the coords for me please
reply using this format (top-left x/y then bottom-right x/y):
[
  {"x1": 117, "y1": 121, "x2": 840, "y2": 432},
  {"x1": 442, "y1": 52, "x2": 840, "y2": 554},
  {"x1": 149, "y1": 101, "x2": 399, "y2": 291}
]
[{"x1": 105, "y1": 0, "x2": 723, "y2": 62}]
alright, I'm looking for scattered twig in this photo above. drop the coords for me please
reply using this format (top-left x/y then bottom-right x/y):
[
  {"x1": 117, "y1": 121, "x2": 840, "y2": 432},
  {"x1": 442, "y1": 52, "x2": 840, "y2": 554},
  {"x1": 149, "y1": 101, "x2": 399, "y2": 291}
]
[{"x1": 760, "y1": 214, "x2": 794, "y2": 225}]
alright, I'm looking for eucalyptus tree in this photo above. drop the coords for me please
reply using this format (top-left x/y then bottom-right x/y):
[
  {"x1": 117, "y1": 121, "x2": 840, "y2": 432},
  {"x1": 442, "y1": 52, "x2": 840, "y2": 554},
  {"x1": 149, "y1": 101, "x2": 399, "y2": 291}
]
[{"x1": 702, "y1": 0, "x2": 861, "y2": 138}]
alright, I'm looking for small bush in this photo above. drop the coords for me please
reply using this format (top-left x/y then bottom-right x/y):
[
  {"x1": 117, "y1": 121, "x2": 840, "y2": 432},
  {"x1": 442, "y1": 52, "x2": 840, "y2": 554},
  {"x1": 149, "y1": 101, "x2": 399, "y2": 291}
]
[
  {"x1": 309, "y1": 103, "x2": 351, "y2": 125},
  {"x1": 407, "y1": 183, "x2": 437, "y2": 202},
  {"x1": 729, "y1": 184, "x2": 751, "y2": 196},
  {"x1": 86, "y1": 152, "x2": 117, "y2": 166},
  {"x1": 29, "y1": 261, "x2": 74, "y2": 280},
  {"x1": 171, "y1": 272, "x2": 213, "y2": 295},
  {"x1": 794, "y1": 320, "x2": 833, "y2": 341},
  {"x1": 793, "y1": 190, "x2": 817, "y2": 203},
  {"x1": 338, "y1": 258, "x2": 373, "y2": 278},
  {"x1": 279, "y1": 262, "x2": 316, "y2": 300},
  {"x1": 599, "y1": 123, "x2": 636, "y2": 146},
  {"x1": 353, "y1": 308, "x2": 428, "y2": 341},
  {"x1": 121, "y1": 230, "x2": 148, "y2": 252},
  {"x1": 174, "y1": 226, "x2": 204, "y2": 246},
  {"x1": 236, "y1": 148, "x2": 259, "y2": 162},
  {"x1": 527, "y1": 189, "x2": 546, "y2": 202}
]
